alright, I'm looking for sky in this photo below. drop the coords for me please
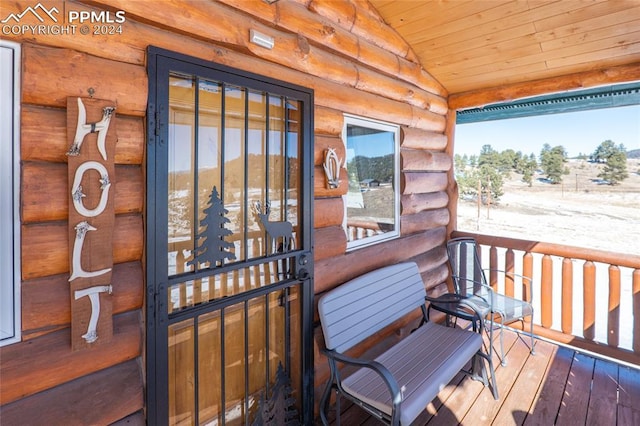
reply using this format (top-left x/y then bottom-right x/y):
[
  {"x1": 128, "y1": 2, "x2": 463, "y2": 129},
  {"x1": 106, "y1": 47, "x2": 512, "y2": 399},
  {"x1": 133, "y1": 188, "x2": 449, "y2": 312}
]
[{"x1": 455, "y1": 104, "x2": 640, "y2": 158}]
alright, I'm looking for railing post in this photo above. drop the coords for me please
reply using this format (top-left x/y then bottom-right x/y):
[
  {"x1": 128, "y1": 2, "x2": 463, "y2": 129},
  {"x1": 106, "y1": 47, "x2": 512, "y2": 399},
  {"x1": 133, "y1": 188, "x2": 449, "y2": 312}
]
[
  {"x1": 583, "y1": 261, "x2": 596, "y2": 341},
  {"x1": 541, "y1": 255, "x2": 553, "y2": 329},
  {"x1": 505, "y1": 248, "x2": 515, "y2": 297},
  {"x1": 562, "y1": 258, "x2": 573, "y2": 335},
  {"x1": 634, "y1": 269, "x2": 640, "y2": 353},
  {"x1": 523, "y1": 252, "x2": 533, "y2": 302},
  {"x1": 608, "y1": 265, "x2": 620, "y2": 348}
]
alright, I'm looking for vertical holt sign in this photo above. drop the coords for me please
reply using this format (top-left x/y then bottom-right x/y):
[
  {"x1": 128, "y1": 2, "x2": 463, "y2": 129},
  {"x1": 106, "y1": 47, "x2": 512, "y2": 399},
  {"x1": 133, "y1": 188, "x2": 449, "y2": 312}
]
[{"x1": 67, "y1": 97, "x2": 116, "y2": 350}]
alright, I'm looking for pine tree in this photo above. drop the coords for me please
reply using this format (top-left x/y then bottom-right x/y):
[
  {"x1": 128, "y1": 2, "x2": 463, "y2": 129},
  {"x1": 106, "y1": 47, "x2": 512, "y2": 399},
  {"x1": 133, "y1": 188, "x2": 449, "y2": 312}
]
[
  {"x1": 598, "y1": 149, "x2": 628, "y2": 185},
  {"x1": 187, "y1": 186, "x2": 236, "y2": 269},
  {"x1": 593, "y1": 140, "x2": 628, "y2": 185},
  {"x1": 540, "y1": 145, "x2": 569, "y2": 184},
  {"x1": 521, "y1": 157, "x2": 537, "y2": 187}
]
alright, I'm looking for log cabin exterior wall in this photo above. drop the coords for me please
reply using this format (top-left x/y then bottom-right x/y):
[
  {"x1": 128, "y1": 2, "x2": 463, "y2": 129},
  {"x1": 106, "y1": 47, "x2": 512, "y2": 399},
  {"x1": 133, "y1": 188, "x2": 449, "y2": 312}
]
[
  {"x1": 0, "y1": 1, "x2": 450, "y2": 422},
  {"x1": 3, "y1": 0, "x2": 635, "y2": 423}
]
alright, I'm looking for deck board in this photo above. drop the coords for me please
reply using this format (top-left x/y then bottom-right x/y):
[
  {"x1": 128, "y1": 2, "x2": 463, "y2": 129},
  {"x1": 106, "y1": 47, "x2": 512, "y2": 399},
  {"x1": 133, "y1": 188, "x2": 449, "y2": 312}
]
[
  {"x1": 556, "y1": 352, "x2": 594, "y2": 424},
  {"x1": 618, "y1": 365, "x2": 640, "y2": 425},
  {"x1": 586, "y1": 359, "x2": 619, "y2": 424},
  {"x1": 523, "y1": 345, "x2": 573, "y2": 425},
  {"x1": 493, "y1": 339, "x2": 555, "y2": 425},
  {"x1": 322, "y1": 328, "x2": 640, "y2": 425},
  {"x1": 459, "y1": 335, "x2": 531, "y2": 425},
  {"x1": 428, "y1": 329, "x2": 519, "y2": 425}
]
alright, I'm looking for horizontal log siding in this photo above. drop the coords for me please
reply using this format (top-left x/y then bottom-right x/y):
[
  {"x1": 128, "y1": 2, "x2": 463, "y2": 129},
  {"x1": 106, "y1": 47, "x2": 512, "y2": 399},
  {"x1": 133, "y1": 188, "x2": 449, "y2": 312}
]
[
  {"x1": 3, "y1": 0, "x2": 451, "y2": 421},
  {"x1": 22, "y1": 105, "x2": 144, "y2": 165},
  {"x1": 0, "y1": 311, "x2": 141, "y2": 405},
  {"x1": 22, "y1": 163, "x2": 143, "y2": 223},
  {"x1": 21, "y1": 214, "x2": 143, "y2": 280},
  {"x1": 21, "y1": 262, "x2": 143, "y2": 339},
  {"x1": 1, "y1": 360, "x2": 143, "y2": 426}
]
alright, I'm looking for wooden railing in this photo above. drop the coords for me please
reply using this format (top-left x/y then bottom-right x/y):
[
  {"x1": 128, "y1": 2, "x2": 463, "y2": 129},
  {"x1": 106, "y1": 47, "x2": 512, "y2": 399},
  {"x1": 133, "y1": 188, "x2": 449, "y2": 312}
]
[
  {"x1": 346, "y1": 220, "x2": 393, "y2": 241},
  {"x1": 453, "y1": 231, "x2": 640, "y2": 366},
  {"x1": 167, "y1": 230, "x2": 297, "y2": 312}
]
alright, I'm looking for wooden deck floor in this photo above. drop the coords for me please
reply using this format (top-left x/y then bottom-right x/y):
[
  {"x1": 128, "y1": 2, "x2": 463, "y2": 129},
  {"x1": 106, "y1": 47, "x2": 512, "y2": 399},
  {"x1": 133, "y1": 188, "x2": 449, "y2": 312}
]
[{"x1": 322, "y1": 328, "x2": 640, "y2": 425}]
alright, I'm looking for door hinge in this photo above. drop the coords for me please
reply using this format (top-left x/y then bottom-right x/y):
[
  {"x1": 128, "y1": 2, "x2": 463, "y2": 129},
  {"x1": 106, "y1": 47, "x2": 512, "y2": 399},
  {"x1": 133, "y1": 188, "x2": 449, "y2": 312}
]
[{"x1": 147, "y1": 103, "x2": 161, "y2": 137}]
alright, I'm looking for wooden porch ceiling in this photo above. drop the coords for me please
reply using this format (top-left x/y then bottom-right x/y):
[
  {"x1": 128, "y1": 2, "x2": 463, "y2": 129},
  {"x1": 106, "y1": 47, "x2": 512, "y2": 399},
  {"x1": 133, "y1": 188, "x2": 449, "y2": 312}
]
[{"x1": 369, "y1": 0, "x2": 640, "y2": 105}]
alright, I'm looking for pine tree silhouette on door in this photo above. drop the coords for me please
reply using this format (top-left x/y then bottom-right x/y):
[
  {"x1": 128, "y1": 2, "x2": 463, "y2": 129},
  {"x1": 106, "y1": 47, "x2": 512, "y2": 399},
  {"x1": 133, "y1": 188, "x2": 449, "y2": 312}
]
[{"x1": 187, "y1": 186, "x2": 236, "y2": 269}]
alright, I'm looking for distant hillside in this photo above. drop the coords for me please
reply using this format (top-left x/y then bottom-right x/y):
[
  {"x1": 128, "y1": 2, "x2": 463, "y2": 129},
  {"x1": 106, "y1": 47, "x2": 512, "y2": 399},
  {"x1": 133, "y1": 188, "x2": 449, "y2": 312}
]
[{"x1": 628, "y1": 149, "x2": 640, "y2": 159}]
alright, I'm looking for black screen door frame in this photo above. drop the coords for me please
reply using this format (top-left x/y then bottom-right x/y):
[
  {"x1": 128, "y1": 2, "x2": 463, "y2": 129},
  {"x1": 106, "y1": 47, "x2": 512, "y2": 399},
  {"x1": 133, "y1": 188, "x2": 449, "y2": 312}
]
[{"x1": 146, "y1": 46, "x2": 314, "y2": 425}]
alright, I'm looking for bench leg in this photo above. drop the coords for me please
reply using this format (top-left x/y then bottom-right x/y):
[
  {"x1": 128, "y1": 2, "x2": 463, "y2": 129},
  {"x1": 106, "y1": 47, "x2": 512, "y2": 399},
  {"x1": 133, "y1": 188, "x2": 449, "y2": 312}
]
[
  {"x1": 320, "y1": 357, "x2": 342, "y2": 426},
  {"x1": 319, "y1": 378, "x2": 334, "y2": 426},
  {"x1": 475, "y1": 351, "x2": 499, "y2": 400}
]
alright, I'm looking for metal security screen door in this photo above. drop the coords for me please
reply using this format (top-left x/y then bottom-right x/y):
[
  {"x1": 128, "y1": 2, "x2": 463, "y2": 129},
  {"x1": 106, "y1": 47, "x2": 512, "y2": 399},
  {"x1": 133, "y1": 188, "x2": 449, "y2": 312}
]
[{"x1": 147, "y1": 47, "x2": 314, "y2": 426}]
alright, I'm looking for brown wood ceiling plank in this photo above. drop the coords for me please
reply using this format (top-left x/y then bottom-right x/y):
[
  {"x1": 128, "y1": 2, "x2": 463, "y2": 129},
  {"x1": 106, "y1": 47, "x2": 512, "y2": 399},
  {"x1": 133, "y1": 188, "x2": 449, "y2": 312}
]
[
  {"x1": 535, "y1": 6, "x2": 640, "y2": 44},
  {"x1": 414, "y1": 0, "x2": 599, "y2": 58},
  {"x1": 375, "y1": 0, "x2": 485, "y2": 33},
  {"x1": 434, "y1": 30, "x2": 640, "y2": 89},
  {"x1": 533, "y1": 0, "x2": 635, "y2": 32},
  {"x1": 541, "y1": 20, "x2": 640, "y2": 52},
  {"x1": 400, "y1": 0, "x2": 530, "y2": 44},
  {"x1": 546, "y1": 41, "x2": 640, "y2": 69}
]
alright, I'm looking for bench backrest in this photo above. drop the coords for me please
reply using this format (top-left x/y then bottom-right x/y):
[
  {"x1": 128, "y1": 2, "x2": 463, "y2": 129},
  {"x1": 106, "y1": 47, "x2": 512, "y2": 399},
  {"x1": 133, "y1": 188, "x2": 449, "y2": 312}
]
[{"x1": 318, "y1": 262, "x2": 426, "y2": 354}]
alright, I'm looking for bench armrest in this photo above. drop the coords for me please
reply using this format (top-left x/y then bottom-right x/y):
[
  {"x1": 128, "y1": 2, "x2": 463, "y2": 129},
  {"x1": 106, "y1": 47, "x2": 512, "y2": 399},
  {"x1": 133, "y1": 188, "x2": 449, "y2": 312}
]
[{"x1": 322, "y1": 349, "x2": 403, "y2": 407}]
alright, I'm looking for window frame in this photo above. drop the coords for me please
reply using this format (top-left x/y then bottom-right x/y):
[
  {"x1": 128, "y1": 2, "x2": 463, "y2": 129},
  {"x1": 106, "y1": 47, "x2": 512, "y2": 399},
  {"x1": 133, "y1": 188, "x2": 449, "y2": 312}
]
[
  {"x1": 342, "y1": 114, "x2": 401, "y2": 250},
  {"x1": 0, "y1": 40, "x2": 21, "y2": 347}
]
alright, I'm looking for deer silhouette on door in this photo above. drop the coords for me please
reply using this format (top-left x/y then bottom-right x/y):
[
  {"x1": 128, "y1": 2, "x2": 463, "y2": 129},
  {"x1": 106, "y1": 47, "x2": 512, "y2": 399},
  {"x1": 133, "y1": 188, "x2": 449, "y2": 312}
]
[{"x1": 252, "y1": 201, "x2": 294, "y2": 255}]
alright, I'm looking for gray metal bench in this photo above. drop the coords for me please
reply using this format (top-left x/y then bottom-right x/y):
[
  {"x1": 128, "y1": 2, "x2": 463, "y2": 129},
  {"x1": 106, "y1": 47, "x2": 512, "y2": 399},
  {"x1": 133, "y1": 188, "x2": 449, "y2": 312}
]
[{"x1": 318, "y1": 262, "x2": 498, "y2": 425}]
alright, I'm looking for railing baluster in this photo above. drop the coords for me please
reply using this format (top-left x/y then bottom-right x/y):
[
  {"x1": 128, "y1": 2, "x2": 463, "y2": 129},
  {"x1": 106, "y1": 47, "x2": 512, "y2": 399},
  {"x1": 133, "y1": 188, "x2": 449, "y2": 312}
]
[
  {"x1": 489, "y1": 246, "x2": 498, "y2": 290},
  {"x1": 583, "y1": 261, "x2": 596, "y2": 340},
  {"x1": 194, "y1": 279, "x2": 202, "y2": 305},
  {"x1": 541, "y1": 255, "x2": 553, "y2": 328},
  {"x1": 562, "y1": 258, "x2": 573, "y2": 335},
  {"x1": 233, "y1": 269, "x2": 240, "y2": 294},
  {"x1": 523, "y1": 252, "x2": 533, "y2": 302},
  {"x1": 505, "y1": 248, "x2": 515, "y2": 297},
  {"x1": 180, "y1": 282, "x2": 188, "y2": 309},
  {"x1": 264, "y1": 261, "x2": 272, "y2": 285},
  {"x1": 633, "y1": 269, "x2": 640, "y2": 353},
  {"x1": 608, "y1": 265, "x2": 621, "y2": 348},
  {"x1": 221, "y1": 273, "x2": 228, "y2": 297},
  {"x1": 252, "y1": 237, "x2": 261, "y2": 288}
]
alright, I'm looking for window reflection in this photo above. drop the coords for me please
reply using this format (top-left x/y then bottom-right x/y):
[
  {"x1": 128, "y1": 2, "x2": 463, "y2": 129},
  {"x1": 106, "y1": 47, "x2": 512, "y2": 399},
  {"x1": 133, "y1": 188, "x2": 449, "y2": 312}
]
[{"x1": 344, "y1": 116, "x2": 400, "y2": 249}]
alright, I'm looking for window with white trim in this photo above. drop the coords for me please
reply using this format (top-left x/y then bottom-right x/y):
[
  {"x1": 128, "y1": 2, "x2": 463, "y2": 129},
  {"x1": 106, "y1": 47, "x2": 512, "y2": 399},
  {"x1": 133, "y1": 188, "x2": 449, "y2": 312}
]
[
  {"x1": 1, "y1": 41, "x2": 21, "y2": 346},
  {"x1": 343, "y1": 115, "x2": 400, "y2": 250}
]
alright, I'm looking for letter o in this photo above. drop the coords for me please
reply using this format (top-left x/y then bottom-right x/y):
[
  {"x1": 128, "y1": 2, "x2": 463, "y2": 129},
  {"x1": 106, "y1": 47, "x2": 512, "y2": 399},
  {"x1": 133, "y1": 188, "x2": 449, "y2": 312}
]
[{"x1": 71, "y1": 161, "x2": 111, "y2": 217}]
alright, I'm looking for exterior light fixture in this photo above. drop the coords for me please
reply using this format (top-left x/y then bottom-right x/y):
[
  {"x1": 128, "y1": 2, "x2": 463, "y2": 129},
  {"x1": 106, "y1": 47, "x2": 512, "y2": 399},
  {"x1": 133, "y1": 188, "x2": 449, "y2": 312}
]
[{"x1": 250, "y1": 29, "x2": 274, "y2": 49}]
